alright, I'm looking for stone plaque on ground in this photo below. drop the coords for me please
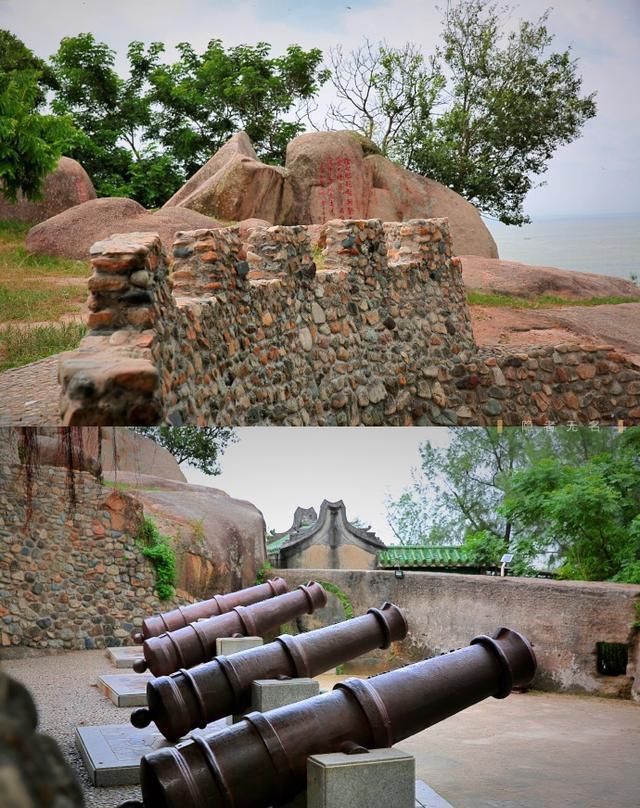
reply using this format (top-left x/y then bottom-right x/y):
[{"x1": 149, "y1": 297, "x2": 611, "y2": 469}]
[
  {"x1": 105, "y1": 646, "x2": 144, "y2": 669},
  {"x1": 75, "y1": 720, "x2": 227, "y2": 786},
  {"x1": 97, "y1": 672, "x2": 154, "y2": 707}
]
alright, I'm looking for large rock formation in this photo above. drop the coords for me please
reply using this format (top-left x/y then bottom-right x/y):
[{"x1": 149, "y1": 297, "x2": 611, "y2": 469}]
[
  {"x1": 25, "y1": 197, "x2": 222, "y2": 260},
  {"x1": 0, "y1": 156, "x2": 96, "y2": 224},
  {"x1": 461, "y1": 255, "x2": 640, "y2": 300},
  {"x1": 165, "y1": 130, "x2": 498, "y2": 258}
]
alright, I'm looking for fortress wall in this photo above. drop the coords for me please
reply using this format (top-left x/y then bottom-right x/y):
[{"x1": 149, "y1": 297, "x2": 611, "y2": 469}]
[
  {"x1": 58, "y1": 219, "x2": 640, "y2": 426},
  {"x1": 275, "y1": 568, "x2": 640, "y2": 700},
  {"x1": 0, "y1": 440, "x2": 187, "y2": 653}
]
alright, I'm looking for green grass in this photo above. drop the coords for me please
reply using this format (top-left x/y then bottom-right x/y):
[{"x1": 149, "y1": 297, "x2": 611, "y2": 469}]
[
  {"x1": 467, "y1": 291, "x2": 640, "y2": 309},
  {"x1": 0, "y1": 220, "x2": 88, "y2": 278},
  {"x1": 0, "y1": 285, "x2": 86, "y2": 322},
  {"x1": 0, "y1": 321, "x2": 86, "y2": 372},
  {"x1": 103, "y1": 481, "x2": 163, "y2": 492},
  {"x1": 312, "y1": 244, "x2": 326, "y2": 270}
]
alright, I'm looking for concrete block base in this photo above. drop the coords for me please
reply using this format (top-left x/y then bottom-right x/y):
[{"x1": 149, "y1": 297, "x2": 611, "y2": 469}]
[
  {"x1": 96, "y1": 672, "x2": 154, "y2": 707},
  {"x1": 215, "y1": 636, "x2": 263, "y2": 656},
  {"x1": 105, "y1": 646, "x2": 144, "y2": 669},
  {"x1": 251, "y1": 678, "x2": 320, "y2": 712},
  {"x1": 306, "y1": 749, "x2": 415, "y2": 808}
]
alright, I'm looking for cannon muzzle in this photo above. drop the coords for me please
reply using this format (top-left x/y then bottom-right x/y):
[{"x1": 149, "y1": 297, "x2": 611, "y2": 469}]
[
  {"x1": 133, "y1": 582, "x2": 327, "y2": 676},
  {"x1": 131, "y1": 602, "x2": 408, "y2": 739},
  {"x1": 136, "y1": 627, "x2": 535, "y2": 808},
  {"x1": 133, "y1": 578, "x2": 289, "y2": 643}
]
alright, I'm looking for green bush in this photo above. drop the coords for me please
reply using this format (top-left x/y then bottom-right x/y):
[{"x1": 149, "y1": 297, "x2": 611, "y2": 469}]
[
  {"x1": 255, "y1": 560, "x2": 274, "y2": 585},
  {"x1": 317, "y1": 581, "x2": 354, "y2": 619},
  {"x1": 136, "y1": 517, "x2": 177, "y2": 601}
]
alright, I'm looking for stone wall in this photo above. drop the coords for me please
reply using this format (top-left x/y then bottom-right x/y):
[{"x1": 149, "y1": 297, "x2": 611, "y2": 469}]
[
  {"x1": 275, "y1": 568, "x2": 640, "y2": 701},
  {"x1": 58, "y1": 218, "x2": 640, "y2": 426},
  {"x1": 0, "y1": 436, "x2": 189, "y2": 653}
]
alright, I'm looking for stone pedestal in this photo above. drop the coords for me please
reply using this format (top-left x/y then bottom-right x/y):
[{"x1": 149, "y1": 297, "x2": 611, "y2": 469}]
[
  {"x1": 215, "y1": 636, "x2": 263, "y2": 656},
  {"x1": 97, "y1": 672, "x2": 153, "y2": 707},
  {"x1": 306, "y1": 749, "x2": 415, "y2": 808},
  {"x1": 105, "y1": 646, "x2": 144, "y2": 669},
  {"x1": 251, "y1": 678, "x2": 320, "y2": 712}
]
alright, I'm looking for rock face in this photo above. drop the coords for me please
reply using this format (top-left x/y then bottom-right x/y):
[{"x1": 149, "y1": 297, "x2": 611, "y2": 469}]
[
  {"x1": 111, "y1": 473, "x2": 268, "y2": 599},
  {"x1": 167, "y1": 130, "x2": 498, "y2": 258},
  {"x1": 25, "y1": 197, "x2": 222, "y2": 260},
  {"x1": 0, "y1": 156, "x2": 96, "y2": 224},
  {"x1": 461, "y1": 255, "x2": 640, "y2": 300}
]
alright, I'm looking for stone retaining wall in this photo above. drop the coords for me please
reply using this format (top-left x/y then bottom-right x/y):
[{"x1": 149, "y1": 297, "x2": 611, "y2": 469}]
[
  {"x1": 275, "y1": 568, "x2": 640, "y2": 701},
  {"x1": 59, "y1": 219, "x2": 640, "y2": 425},
  {"x1": 0, "y1": 438, "x2": 188, "y2": 652}
]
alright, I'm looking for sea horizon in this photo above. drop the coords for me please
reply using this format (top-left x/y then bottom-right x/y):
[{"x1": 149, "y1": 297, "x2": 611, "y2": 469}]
[{"x1": 484, "y1": 212, "x2": 640, "y2": 281}]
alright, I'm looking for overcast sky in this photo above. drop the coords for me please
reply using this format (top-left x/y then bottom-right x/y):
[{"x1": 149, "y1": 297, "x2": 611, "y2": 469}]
[
  {"x1": 182, "y1": 427, "x2": 451, "y2": 542},
  {"x1": 2, "y1": 0, "x2": 638, "y2": 217}
]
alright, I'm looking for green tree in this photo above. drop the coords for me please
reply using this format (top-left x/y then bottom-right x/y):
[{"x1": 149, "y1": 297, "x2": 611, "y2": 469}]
[
  {"x1": 146, "y1": 39, "x2": 328, "y2": 173},
  {"x1": 50, "y1": 35, "x2": 176, "y2": 207},
  {"x1": 328, "y1": 1, "x2": 596, "y2": 224},
  {"x1": 50, "y1": 35, "x2": 328, "y2": 204},
  {"x1": 0, "y1": 31, "x2": 74, "y2": 202},
  {"x1": 502, "y1": 445, "x2": 640, "y2": 582},
  {"x1": 132, "y1": 427, "x2": 237, "y2": 476},
  {"x1": 0, "y1": 69, "x2": 75, "y2": 202}
]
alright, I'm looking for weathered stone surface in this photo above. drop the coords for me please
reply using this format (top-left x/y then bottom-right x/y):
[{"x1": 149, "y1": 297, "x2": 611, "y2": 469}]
[
  {"x1": 0, "y1": 156, "x2": 95, "y2": 224},
  {"x1": 216, "y1": 636, "x2": 263, "y2": 656},
  {"x1": 57, "y1": 219, "x2": 640, "y2": 426},
  {"x1": 277, "y1": 568, "x2": 640, "y2": 701},
  {"x1": 25, "y1": 198, "x2": 222, "y2": 260},
  {"x1": 461, "y1": 254, "x2": 640, "y2": 300},
  {"x1": 97, "y1": 672, "x2": 154, "y2": 707},
  {"x1": 306, "y1": 749, "x2": 416, "y2": 808},
  {"x1": 251, "y1": 678, "x2": 320, "y2": 712},
  {"x1": 165, "y1": 130, "x2": 497, "y2": 258}
]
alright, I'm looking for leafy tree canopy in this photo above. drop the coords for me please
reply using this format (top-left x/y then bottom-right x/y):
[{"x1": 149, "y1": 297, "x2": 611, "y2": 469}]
[
  {"x1": 386, "y1": 427, "x2": 639, "y2": 582},
  {"x1": 326, "y1": 1, "x2": 597, "y2": 224},
  {"x1": 0, "y1": 31, "x2": 74, "y2": 202},
  {"x1": 132, "y1": 427, "x2": 237, "y2": 476},
  {"x1": 49, "y1": 34, "x2": 328, "y2": 206}
]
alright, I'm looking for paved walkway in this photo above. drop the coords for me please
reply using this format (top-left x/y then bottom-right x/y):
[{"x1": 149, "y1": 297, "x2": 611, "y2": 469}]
[
  {"x1": 0, "y1": 354, "x2": 61, "y2": 425},
  {"x1": 5, "y1": 650, "x2": 640, "y2": 808}
]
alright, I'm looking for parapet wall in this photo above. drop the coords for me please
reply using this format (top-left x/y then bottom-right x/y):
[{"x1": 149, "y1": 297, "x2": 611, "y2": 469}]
[
  {"x1": 275, "y1": 568, "x2": 640, "y2": 701},
  {"x1": 0, "y1": 440, "x2": 188, "y2": 652},
  {"x1": 59, "y1": 219, "x2": 640, "y2": 425}
]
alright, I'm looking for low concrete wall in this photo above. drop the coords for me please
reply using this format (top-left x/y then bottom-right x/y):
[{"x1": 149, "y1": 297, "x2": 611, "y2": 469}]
[{"x1": 275, "y1": 568, "x2": 640, "y2": 701}]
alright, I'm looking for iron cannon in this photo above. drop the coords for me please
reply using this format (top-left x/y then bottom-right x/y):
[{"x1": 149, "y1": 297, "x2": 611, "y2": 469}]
[
  {"x1": 133, "y1": 582, "x2": 327, "y2": 676},
  {"x1": 130, "y1": 601, "x2": 408, "y2": 740},
  {"x1": 133, "y1": 578, "x2": 289, "y2": 643},
  {"x1": 131, "y1": 626, "x2": 536, "y2": 807}
]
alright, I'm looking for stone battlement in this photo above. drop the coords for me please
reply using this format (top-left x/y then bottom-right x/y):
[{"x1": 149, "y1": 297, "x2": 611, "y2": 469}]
[{"x1": 58, "y1": 219, "x2": 640, "y2": 425}]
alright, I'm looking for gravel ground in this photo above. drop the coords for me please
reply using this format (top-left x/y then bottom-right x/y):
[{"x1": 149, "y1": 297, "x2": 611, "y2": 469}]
[
  {"x1": 5, "y1": 650, "x2": 640, "y2": 808},
  {"x1": 5, "y1": 648, "x2": 146, "y2": 807}
]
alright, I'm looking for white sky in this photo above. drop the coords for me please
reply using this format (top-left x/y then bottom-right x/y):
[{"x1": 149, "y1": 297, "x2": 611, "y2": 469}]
[
  {"x1": 182, "y1": 427, "x2": 451, "y2": 542},
  {"x1": 1, "y1": 0, "x2": 639, "y2": 217}
]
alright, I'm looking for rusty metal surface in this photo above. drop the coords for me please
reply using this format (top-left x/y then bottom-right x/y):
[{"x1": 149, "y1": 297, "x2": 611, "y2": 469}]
[
  {"x1": 133, "y1": 578, "x2": 289, "y2": 643},
  {"x1": 130, "y1": 626, "x2": 536, "y2": 807},
  {"x1": 133, "y1": 583, "x2": 327, "y2": 677},
  {"x1": 130, "y1": 602, "x2": 408, "y2": 740}
]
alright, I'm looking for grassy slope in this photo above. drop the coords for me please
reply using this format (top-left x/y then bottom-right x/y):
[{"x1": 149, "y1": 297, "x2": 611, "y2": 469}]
[{"x1": 0, "y1": 221, "x2": 88, "y2": 371}]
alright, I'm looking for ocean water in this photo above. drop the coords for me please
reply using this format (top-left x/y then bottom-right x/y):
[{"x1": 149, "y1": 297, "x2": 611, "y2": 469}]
[{"x1": 484, "y1": 213, "x2": 640, "y2": 281}]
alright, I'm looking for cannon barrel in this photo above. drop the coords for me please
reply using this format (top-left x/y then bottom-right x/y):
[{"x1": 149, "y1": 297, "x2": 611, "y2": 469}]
[
  {"x1": 131, "y1": 602, "x2": 408, "y2": 740},
  {"x1": 133, "y1": 578, "x2": 289, "y2": 643},
  {"x1": 133, "y1": 582, "x2": 327, "y2": 676},
  {"x1": 135, "y1": 627, "x2": 536, "y2": 808}
]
